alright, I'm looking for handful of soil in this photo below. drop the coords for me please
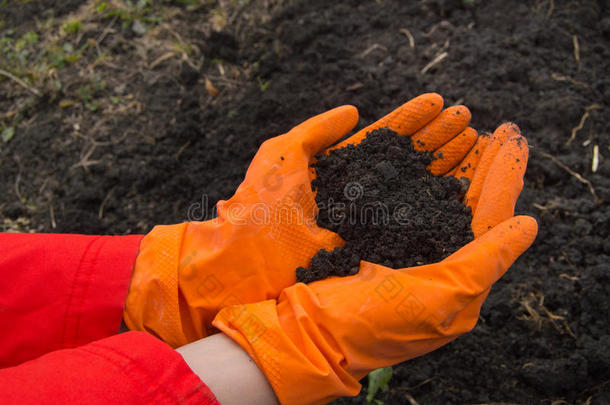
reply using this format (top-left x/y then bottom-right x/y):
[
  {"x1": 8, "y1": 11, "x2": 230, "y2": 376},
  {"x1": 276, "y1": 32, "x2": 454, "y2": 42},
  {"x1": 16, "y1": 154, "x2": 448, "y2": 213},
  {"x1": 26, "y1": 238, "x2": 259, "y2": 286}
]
[{"x1": 296, "y1": 128, "x2": 474, "y2": 284}]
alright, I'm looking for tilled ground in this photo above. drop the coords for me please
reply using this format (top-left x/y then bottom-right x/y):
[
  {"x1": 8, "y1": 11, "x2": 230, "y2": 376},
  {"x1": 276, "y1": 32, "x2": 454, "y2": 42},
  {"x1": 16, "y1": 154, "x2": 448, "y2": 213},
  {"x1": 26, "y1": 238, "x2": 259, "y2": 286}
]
[{"x1": 1, "y1": 1, "x2": 608, "y2": 404}]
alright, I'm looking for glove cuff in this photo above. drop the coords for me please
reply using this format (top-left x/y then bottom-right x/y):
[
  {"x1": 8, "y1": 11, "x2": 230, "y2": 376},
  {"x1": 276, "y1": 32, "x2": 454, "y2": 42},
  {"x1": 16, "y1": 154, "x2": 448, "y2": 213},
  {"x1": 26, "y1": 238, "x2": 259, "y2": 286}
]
[
  {"x1": 213, "y1": 298, "x2": 360, "y2": 405},
  {"x1": 124, "y1": 222, "x2": 189, "y2": 348}
]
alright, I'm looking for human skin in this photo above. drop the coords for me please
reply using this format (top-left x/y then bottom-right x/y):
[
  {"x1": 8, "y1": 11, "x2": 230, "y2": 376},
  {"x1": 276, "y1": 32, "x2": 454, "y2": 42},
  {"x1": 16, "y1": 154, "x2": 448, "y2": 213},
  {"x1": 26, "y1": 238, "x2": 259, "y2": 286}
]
[{"x1": 177, "y1": 333, "x2": 279, "y2": 405}]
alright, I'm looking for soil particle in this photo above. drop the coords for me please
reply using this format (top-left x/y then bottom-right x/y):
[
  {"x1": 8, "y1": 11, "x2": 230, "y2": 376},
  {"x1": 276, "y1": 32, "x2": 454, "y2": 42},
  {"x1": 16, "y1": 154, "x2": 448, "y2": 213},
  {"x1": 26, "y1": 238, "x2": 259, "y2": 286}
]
[{"x1": 296, "y1": 128, "x2": 473, "y2": 284}]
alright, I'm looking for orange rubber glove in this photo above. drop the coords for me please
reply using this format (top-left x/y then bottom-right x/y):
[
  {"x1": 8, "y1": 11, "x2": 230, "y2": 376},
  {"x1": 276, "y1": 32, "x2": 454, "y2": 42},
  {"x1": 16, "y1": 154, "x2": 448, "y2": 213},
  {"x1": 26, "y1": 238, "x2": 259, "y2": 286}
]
[
  {"x1": 124, "y1": 93, "x2": 477, "y2": 348},
  {"x1": 212, "y1": 123, "x2": 538, "y2": 405}
]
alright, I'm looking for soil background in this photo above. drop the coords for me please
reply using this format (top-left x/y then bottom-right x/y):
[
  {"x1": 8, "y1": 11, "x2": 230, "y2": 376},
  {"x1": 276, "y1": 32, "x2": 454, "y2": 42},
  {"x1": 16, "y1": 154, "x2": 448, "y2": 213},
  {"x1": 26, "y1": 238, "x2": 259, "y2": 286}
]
[{"x1": 1, "y1": 1, "x2": 609, "y2": 404}]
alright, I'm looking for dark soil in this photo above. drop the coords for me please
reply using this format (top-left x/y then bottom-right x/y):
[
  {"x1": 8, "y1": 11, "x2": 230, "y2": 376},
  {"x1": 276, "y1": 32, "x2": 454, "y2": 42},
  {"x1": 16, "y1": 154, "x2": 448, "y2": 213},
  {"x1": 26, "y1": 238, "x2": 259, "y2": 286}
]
[
  {"x1": 296, "y1": 128, "x2": 473, "y2": 284},
  {"x1": 1, "y1": 0, "x2": 609, "y2": 404}
]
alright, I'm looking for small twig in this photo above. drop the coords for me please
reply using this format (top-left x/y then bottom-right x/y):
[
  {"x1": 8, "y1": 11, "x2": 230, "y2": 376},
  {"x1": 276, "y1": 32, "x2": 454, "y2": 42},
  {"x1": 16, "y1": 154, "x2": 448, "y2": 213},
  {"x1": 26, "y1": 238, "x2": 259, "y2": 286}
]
[
  {"x1": 547, "y1": 0, "x2": 554, "y2": 18},
  {"x1": 519, "y1": 292, "x2": 577, "y2": 340},
  {"x1": 550, "y1": 72, "x2": 589, "y2": 89},
  {"x1": 38, "y1": 177, "x2": 49, "y2": 195},
  {"x1": 150, "y1": 51, "x2": 179, "y2": 69},
  {"x1": 539, "y1": 304, "x2": 577, "y2": 340},
  {"x1": 14, "y1": 171, "x2": 24, "y2": 203},
  {"x1": 163, "y1": 24, "x2": 187, "y2": 48},
  {"x1": 216, "y1": 63, "x2": 226, "y2": 77},
  {"x1": 0, "y1": 68, "x2": 40, "y2": 96},
  {"x1": 402, "y1": 377, "x2": 437, "y2": 391},
  {"x1": 421, "y1": 51, "x2": 447, "y2": 74},
  {"x1": 567, "y1": 111, "x2": 590, "y2": 145},
  {"x1": 97, "y1": 60, "x2": 121, "y2": 70},
  {"x1": 532, "y1": 203, "x2": 547, "y2": 210},
  {"x1": 206, "y1": 75, "x2": 243, "y2": 85},
  {"x1": 560, "y1": 250, "x2": 580, "y2": 273},
  {"x1": 405, "y1": 393, "x2": 421, "y2": 405},
  {"x1": 109, "y1": 129, "x2": 134, "y2": 146},
  {"x1": 581, "y1": 379, "x2": 610, "y2": 395},
  {"x1": 174, "y1": 140, "x2": 191, "y2": 160},
  {"x1": 358, "y1": 43, "x2": 388, "y2": 58},
  {"x1": 423, "y1": 21, "x2": 454, "y2": 38},
  {"x1": 538, "y1": 150, "x2": 601, "y2": 202},
  {"x1": 96, "y1": 15, "x2": 118, "y2": 45},
  {"x1": 112, "y1": 100, "x2": 142, "y2": 115},
  {"x1": 14, "y1": 155, "x2": 24, "y2": 204},
  {"x1": 98, "y1": 189, "x2": 114, "y2": 220},
  {"x1": 566, "y1": 104, "x2": 602, "y2": 145},
  {"x1": 592, "y1": 145, "x2": 599, "y2": 173},
  {"x1": 532, "y1": 202, "x2": 557, "y2": 211},
  {"x1": 519, "y1": 295, "x2": 543, "y2": 328},
  {"x1": 0, "y1": 106, "x2": 21, "y2": 121},
  {"x1": 399, "y1": 28, "x2": 415, "y2": 49},
  {"x1": 346, "y1": 82, "x2": 363, "y2": 91},
  {"x1": 71, "y1": 143, "x2": 102, "y2": 171},
  {"x1": 572, "y1": 35, "x2": 580, "y2": 71},
  {"x1": 452, "y1": 97, "x2": 464, "y2": 106},
  {"x1": 50, "y1": 205, "x2": 56, "y2": 229}
]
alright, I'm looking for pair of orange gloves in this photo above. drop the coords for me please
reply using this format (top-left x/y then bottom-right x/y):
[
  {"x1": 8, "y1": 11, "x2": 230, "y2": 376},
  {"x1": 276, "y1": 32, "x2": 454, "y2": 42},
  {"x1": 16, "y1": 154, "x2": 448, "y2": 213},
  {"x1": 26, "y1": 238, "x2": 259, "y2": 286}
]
[{"x1": 124, "y1": 93, "x2": 537, "y2": 405}]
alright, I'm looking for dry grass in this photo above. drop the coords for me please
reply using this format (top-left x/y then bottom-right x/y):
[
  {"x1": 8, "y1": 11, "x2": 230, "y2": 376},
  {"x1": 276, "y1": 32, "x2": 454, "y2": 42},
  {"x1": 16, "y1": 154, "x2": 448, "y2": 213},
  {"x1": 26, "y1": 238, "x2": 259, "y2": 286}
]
[{"x1": 518, "y1": 291, "x2": 577, "y2": 340}]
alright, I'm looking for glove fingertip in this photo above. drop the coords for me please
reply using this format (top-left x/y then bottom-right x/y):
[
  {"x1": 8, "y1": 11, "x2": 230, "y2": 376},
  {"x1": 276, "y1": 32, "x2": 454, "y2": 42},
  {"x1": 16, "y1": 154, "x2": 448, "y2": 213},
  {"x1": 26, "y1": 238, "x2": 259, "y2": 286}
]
[
  {"x1": 326, "y1": 94, "x2": 443, "y2": 151},
  {"x1": 511, "y1": 214, "x2": 539, "y2": 246},
  {"x1": 428, "y1": 126, "x2": 477, "y2": 175},
  {"x1": 411, "y1": 105, "x2": 471, "y2": 151},
  {"x1": 470, "y1": 134, "x2": 531, "y2": 238},
  {"x1": 301, "y1": 105, "x2": 360, "y2": 156},
  {"x1": 496, "y1": 122, "x2": 521, "y2": 137},
  {"x1": 464, "y1": 123, "x2": 520, "y2": 211}
]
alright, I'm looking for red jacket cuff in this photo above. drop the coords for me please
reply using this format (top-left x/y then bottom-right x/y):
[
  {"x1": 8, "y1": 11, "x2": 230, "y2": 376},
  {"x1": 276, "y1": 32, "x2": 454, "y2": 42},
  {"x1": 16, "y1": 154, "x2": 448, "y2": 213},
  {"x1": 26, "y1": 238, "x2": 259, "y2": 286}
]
[
  {"x1": 62, "y1": 234, "x2": 145, "y2": 347},
  {"x1": 0, "y1": 233, "x2": 143, "y2": 367},
  {"x1": 0, "y1": 331, "x2": 219, "y2": 405}
]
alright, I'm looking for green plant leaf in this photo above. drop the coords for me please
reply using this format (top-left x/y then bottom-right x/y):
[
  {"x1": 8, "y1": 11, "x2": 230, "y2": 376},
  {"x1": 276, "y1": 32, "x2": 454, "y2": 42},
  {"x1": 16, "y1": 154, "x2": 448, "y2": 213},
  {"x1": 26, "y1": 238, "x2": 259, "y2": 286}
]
[
  {"x1": 2, "y1": 127, "x2": 15, "y2": 143},
  {"x1": 96, "y1": 2, "x2": 108, "y2": 13},
  {"x1": 85, "y1": 101, "x2": 99, "y2": 111},
  {"x1": 257, "y1": 76, "x2": 270, "y2": 92},
  {"x1": 62, "y1": 20, "x2": 82, "y2": 36},
  {"x1": 366, "y1": 366, "x2": 393, "y2": 403},
  {"x1": 15, "y1": 38, "x2": 26, "y2": 52},
  {"x1": 23, "y1": 31, "x2": 38, "y2": 45}
]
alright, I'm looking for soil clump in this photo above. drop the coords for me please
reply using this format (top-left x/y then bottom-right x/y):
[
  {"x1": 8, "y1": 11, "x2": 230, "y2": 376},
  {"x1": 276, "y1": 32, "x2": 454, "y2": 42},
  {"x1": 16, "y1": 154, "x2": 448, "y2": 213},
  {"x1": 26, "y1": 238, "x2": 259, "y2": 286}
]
[{"x1": 297, "y1": 128, "x2": 473, "y2": 283}]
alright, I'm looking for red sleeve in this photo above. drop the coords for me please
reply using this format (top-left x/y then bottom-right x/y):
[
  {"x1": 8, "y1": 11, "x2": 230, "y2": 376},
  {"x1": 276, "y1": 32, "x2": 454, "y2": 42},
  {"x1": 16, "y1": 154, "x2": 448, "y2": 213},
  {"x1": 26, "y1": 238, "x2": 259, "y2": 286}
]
[
  {"x1": 0, "y1": 233, "x2": 143, "y2": 367},
  {"x1": 0, "y1": 331, "x2": 220, "y2": 405}
]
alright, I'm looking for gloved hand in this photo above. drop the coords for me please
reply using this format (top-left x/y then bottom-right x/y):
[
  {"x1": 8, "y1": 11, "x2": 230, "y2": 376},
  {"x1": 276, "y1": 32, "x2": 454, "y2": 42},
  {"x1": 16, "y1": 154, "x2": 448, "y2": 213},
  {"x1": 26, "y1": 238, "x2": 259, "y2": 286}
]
[
  {"x1": 212, "y1": 123, "x2": 538, "y2": 405},
  {"x1": 124, "y1": 93, "x2": 477, "y2": 348}
]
